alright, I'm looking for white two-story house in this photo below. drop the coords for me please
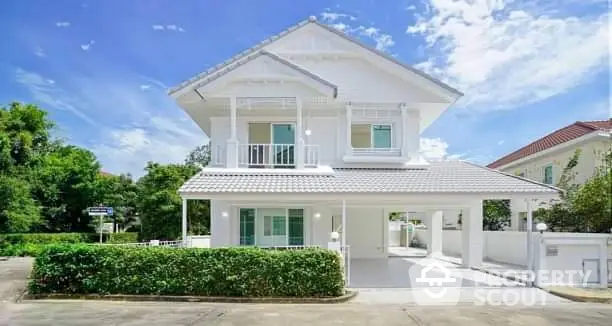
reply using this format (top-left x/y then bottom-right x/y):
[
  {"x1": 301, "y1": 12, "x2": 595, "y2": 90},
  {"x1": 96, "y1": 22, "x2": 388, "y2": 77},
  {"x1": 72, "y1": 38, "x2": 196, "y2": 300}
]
[{"x1": 170, "y1": 17, "x2": 559, "y2": 269}]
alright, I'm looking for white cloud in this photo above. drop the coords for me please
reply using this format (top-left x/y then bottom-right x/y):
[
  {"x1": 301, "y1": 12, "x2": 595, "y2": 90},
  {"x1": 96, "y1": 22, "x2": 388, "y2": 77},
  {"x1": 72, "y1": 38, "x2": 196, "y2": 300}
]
[
  {"x1": 14, "y1": 68, "x2": 203, "y2": 177},
  {"x1": 34, "y1": 47, "x2": 46, "y2": 57},
  {"x1": 15, "y1": 68, "x2": 95, "y2": 125},
  {"x1": 80, "y1": 40, "x2": 95, "y2": 51},
  {"x1": 497, "y1": 140, "x2": 505, "y2": 146},
  {"x1": 320, "y1": 12, "x2": 356, "y2": 22},
  {"x1": 420, "y1": 137, "x2": 461, "y2": 161},
  {"x1": 152, "y1": 24, "x2": 185, "y2": 32},
  {"x1": 55, "y1": 21, "x2": 71, "y2": 27},
  {"x1": 139, "y1": 84, "x2": 151, "y2": 90},
  {"x1": 407, "y1": 0, "x2": 609, "y2": 110},
  {"x1": 356, "y1": 26, "x2": 395, "y2": 52}
]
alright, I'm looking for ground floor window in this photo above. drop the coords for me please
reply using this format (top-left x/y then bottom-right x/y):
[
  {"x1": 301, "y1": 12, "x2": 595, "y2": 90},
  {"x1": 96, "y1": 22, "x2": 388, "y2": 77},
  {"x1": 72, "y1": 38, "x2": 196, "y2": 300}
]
[{"x1": 239, "y1": 208, "x2": 304, "y2": 246}]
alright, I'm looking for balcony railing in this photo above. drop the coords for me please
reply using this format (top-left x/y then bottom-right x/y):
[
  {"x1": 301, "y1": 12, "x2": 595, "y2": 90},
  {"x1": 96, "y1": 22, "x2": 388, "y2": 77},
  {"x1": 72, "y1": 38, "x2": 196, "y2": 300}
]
[
  {"x1": 351, "y1": 147, "x2": 401, "y2": 156},
  {"x1": 211, "y1": 143, "x2": 320, "y2": 168}
]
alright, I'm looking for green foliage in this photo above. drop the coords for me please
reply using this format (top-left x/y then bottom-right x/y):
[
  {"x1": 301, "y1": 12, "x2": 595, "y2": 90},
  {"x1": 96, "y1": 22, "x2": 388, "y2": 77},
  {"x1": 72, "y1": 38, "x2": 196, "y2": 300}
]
[
  {"x1": 184, "y1": 143, "x2": 211, "y2": 167},
  {"x1": 93, "y1": 173, "x2": 138, "y2": 232},
  {"x1": 107, "y1": 232, "x2": 139, "y2": 244},
  {"x1": 0, "y1": 232, "x2": 95, "y2": 257},
  {"x1": 536, "y1": 149, "x2": 612, "y2": 233},
  {"x1": 0, "y1": 175, "x2": 41, "y2": 232},
  {"x1": 482, "y1": 200, "x2": 511, "y2": 231},
  {"x1": 29, "y1": 245, "x2": 345, "y2": 297},
  {"x1": 136, "y1": 162, "x2": 208, "y2": 240}
]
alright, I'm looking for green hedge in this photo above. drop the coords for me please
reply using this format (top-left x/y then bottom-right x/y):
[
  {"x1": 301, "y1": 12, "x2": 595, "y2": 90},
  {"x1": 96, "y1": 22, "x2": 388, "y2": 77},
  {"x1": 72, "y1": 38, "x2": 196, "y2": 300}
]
[
  {"x1": 0, "y1": 232, "x2": 140, "y2": 257},
  {"x1": 29, "y1": 245, "x2": 345, "y2": 297},
  {"x1": 107, "y1": 232, "x2": 139, "y2": 244}
]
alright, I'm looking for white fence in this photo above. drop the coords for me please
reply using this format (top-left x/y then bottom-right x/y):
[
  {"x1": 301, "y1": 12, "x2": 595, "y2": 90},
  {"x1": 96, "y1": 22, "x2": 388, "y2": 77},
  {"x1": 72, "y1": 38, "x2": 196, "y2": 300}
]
[{"x1": 414, "y1": 229, "x2": 529, "y2": 266}]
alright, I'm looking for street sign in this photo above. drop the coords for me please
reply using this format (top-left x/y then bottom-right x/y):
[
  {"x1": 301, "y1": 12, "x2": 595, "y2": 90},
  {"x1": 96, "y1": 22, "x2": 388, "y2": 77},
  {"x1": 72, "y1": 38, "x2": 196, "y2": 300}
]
[{"x1": 88, "y1": 207, "x2": 114, "y2": 216}]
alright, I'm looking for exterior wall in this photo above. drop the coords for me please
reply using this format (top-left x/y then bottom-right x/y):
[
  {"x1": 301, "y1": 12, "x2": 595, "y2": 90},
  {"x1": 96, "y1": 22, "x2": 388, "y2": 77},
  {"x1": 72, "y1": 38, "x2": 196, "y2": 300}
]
[
  {"x1": 210, "y1": 110, "x2": 416, "y2": 168},
  {"x1": 414, "y1": 230, "x2": 529, "y2": 266},
  {"x1": 500, "y1": 139, "x2": 610, "y2": 186}
]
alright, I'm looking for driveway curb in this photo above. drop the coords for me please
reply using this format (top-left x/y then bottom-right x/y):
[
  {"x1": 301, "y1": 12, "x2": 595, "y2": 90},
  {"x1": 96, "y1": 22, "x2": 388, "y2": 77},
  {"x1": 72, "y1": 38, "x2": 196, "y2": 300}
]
[
  {"x1": 22, "y1": 290, "x2": 358, "y2": 304},
  {"x1": 546, "y1": 289, "x2": 612, "y2": 304}
]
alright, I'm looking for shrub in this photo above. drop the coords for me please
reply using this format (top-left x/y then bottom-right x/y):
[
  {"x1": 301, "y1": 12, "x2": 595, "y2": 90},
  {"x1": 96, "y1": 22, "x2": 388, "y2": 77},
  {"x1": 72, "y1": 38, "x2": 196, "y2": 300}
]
[
  {"x1": 29, "y1": 245, "x2": 345, "y2": 297},
  {"x1": 0, "y1": 233, "x2": 95, "y2": 245},
  {"x1": 107, "y1": 232, "x2": 139, "y2": 244}
]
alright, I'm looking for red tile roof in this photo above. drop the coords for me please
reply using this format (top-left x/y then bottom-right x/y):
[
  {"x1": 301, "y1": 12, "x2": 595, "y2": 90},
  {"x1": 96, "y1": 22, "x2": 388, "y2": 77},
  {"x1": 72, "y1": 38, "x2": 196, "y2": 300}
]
[{"x1": 487, "y1": 120, "x2": 611, "y2": 169}]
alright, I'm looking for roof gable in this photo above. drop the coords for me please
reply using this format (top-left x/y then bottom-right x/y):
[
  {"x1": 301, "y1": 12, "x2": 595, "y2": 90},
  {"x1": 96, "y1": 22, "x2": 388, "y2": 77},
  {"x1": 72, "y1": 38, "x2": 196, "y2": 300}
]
[
  {"x1": 168, "y1": 17, "x2": 462, "y2": 100},
  {"x1": 488, "y1": 120, "x2": 612, "y2": 169}
]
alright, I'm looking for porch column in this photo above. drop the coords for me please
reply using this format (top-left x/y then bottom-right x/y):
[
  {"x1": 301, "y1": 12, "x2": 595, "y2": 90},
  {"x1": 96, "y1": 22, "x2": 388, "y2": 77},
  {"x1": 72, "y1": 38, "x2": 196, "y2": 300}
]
[
  {"x1": 226, "y1": 96, "x2": 238, "y2": 168},
  {"x1": 510, "y1": 199, "x2": 521, "y2": 231},
  {"x1": 426, "y1": 210, "x2": 443, "y2": 256},
  {"x1": 461, "y1": 200, "x2": 483, "y2": 268},
  {"x1": 182, "y1": 198, "x2": 188, "y2": 246},
  {"x1": 526, "y1": 198, "x2": 534, "y2": 278},
  {"x1": 345, "y1": 102, "x2": 352, "y2": 156},
  {"x1": 400, "y1": 103, "x2": 409, "y2": 158},
  {"x1": 296, "y1": 97, "x2": 305, "y2": 169}
]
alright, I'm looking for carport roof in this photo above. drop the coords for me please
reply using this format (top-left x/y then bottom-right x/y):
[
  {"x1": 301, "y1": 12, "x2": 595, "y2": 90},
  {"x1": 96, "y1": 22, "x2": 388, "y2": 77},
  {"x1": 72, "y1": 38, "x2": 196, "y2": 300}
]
[{"x1": 179, "y1": 161, "x2": 560, "y2": 195}]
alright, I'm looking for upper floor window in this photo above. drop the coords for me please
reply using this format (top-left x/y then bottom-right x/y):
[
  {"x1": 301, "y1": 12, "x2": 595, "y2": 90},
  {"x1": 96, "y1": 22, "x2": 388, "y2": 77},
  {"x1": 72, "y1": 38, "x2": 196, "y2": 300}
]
[
  {"x1": 351, "y1": 124, "x2": 393, "y2": 149},
  {"x1": 543, "y1": 165, "x2": 553, "y2": 184}
]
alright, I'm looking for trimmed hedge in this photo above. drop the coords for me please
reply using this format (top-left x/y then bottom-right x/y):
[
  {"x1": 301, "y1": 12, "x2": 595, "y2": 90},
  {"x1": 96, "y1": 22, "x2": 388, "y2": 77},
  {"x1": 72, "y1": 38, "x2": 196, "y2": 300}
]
[
  {"x1": 0, "y1": 232, "x2": 140, "y2": 257},
  {"x1": 29, "y1": 245, "x2": 345, "y2": 297},
  {"x1": 107, "y1": 232, "x2": 139, "y2": 244}
]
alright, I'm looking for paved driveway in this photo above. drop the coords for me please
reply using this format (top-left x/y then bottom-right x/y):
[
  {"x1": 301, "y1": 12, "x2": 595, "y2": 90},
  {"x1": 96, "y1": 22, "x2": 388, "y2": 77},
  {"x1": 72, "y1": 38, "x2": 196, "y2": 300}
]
[{"x1": 3, "y1": 300, "x2": 612, "y2": 325}]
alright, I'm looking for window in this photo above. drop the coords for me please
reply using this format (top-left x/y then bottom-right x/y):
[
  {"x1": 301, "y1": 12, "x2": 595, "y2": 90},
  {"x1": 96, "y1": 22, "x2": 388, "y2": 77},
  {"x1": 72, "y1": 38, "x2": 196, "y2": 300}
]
[
  {"x1": 288, "y1": 209, "x2": 304, "y2": 245},
  {"x1": 351, "y1": 124, "x2": 393, "y2": 148},
  {"x1": 543, "y1": 165, "x2": 553, "y2": 184},
  {"x1": 264, "y1": 215, "x2": 287, "y2": 236}
]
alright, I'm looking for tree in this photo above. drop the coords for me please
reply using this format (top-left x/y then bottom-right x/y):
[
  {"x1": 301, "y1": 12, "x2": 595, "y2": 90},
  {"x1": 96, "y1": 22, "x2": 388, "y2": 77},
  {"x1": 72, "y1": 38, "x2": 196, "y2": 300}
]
[
  {"x1": 571, "y1": 149, "x2": 612, "y2": 233},
  {"x1": 93, "y1": 173, "x2": 139, "y2": 232},
  {"x1": 482, "y1": 200, "x2": 511, "y2": 230},
  {"x1": 0, "y1": 176, "x2": 41, "y2": 232},
  {"x1": 136, "y1": 162, "x2": 208, "y2": 240},
  {"x1": 185, "y1": 143, "x2": 211, "y2": 168},
  {"x1": 30, "y1": 145, "x2": 101, "y2": 232}
]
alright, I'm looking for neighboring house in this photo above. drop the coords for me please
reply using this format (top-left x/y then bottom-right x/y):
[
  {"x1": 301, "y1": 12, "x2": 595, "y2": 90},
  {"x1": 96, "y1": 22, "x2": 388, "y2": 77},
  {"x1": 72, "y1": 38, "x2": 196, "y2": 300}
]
[
  {"x1": 487, "y1": 120, "x2": 611, "y2": 230},
  {"x1": 169, "y1": 17, "x2": 559, "y2": 268}
]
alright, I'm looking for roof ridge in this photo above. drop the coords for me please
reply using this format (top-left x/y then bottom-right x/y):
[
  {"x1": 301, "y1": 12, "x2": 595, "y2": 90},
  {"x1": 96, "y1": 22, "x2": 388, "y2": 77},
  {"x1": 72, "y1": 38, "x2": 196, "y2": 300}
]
[
  {"x1": 462, "y1": 160, "x2": 563, "y2": 193},
  {"x1": 486, "y1": 121, "x2": 597, "y2": 168}
]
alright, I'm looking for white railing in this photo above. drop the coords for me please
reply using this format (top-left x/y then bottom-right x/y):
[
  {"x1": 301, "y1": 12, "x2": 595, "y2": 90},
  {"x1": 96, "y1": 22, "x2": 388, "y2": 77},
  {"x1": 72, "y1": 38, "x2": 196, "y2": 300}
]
[
  {"x1": 238, "y1": 143, "x2": 295, "y2": 168},
  {"x1": 98, "y1": 240, "x2": 183, "y2": 248},
  {"x1": 262, "y1": 245, "x2": 320, "y2": 250},
  {"x1": 351, "y1": 147, "x2": 401, "y2": 156},
  {"x1": 305, "y1": 144, "x2": 320, "y2": 167}
]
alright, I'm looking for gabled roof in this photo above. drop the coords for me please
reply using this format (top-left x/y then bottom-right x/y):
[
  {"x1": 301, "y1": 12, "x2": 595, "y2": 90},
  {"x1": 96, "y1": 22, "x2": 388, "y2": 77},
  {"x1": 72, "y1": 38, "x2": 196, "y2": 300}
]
[
  {"x1": 488, "y1": 120, "x2": 612, "y2": 169},
  {"x1": 179, "y1": 161, "x2": 560, "y2": 195},
  {"x1": 188, "y1": 49, "x2": 338, "y2": 98},
  {"x1": 168, "y1": 16, "x2": 462, "y2": 98}
]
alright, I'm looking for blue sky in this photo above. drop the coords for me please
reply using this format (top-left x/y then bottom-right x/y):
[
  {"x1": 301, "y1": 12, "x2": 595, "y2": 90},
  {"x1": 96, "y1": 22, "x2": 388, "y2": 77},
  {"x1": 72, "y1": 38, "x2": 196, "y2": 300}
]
[{"x1": 1, "y1": 0, "x2": 609, "y2": 176}]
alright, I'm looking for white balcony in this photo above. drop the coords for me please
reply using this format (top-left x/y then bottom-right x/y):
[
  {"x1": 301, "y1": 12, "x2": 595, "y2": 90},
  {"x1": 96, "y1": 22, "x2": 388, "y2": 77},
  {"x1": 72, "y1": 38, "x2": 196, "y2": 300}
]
[{"x1": 211, "y1": 143, "x2": 319, "y2": 169}]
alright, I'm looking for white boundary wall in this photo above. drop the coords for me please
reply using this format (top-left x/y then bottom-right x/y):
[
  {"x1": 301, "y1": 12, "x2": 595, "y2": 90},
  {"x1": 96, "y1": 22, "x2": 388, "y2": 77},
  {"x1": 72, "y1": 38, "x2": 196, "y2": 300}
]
[{"x1": 414, "y1": 230, "x2": 528, "y2": 266}]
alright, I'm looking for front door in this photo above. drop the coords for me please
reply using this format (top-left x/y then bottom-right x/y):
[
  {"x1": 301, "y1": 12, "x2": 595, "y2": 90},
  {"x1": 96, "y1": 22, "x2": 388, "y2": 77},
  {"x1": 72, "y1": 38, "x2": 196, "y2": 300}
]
[{"x1": 257, "y1": 208, "x2": 288, "y2": 247}]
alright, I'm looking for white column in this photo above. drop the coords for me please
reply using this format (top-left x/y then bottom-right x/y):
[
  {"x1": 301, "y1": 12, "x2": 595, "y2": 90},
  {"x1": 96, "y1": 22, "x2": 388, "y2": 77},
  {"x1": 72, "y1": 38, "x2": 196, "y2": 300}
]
[
  {"x1": 182, "y1": 198, "x2": 188, "y2": 246},
  {"x1": 599, "y1": 241, "x2": 609, "y2": 288},
  {"x1": 341, "y1": 200, "x2": 347, "y2": 249},
  {"x1": 226, "y1": 97, "x2": 238, "y2": 168},
  {"x1": 296, "y1": 97, "x2": 305, "y2": 169},
  {"x1": 510, "y1": 199, "x2": 521, "y2": 231},
  {"x1": 400, "y1": 103, "x2": 409, "y2": 158},
  {"x1": 345, "y1": 102, "x2": 352, "y2": 156},
  {"x1": 426, "y1": 210, "x2": 443, "y2": 256},
  {"x1": 462, "y1": 201, "x2": 484, "y2": 268},
  {"x1": 526, "y1": 198, "x2": 534, "y2": 281}
]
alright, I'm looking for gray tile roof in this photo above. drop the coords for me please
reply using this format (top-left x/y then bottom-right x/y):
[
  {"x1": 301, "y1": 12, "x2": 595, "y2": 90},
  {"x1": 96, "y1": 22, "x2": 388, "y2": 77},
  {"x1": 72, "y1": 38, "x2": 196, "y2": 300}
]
[
  {"x1": 179, "y1": 161, "x2": 560, "y2": 194},
  {"x1": 168, "y1": 17, "x2": 462, "y2": 97}
]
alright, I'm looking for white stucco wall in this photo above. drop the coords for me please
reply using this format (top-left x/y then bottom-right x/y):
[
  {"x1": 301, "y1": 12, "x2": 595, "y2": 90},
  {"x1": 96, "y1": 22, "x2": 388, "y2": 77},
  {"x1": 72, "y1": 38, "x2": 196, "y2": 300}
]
[
  {"x1": 500, "y1": 139, "x2": 610, "y2": 186},
  {"x1": 414, "y1": 230, "x2": 529, "y2": 266}
]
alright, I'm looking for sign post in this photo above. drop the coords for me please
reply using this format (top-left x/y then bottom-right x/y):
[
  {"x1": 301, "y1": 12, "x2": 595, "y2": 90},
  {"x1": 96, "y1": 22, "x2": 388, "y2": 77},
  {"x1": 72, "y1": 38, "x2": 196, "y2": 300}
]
[{"x1": 88, "y1": 206, "x2": 114, "y2": 243}]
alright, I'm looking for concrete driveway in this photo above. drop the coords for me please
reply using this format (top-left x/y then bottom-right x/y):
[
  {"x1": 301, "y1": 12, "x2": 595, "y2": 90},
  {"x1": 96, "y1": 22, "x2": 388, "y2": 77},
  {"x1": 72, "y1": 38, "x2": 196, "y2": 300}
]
[{"x1": 3, "y1": 300, "x2": 612, "y2": 325}]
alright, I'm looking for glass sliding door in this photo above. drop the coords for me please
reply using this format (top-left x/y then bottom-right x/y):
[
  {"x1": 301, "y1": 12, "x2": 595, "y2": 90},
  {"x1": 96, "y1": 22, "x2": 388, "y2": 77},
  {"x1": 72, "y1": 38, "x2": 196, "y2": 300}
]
[
  {"x1": 239, "y1": 208, "x2": 255, "y2": 245},
  {"x1": 271, "y1": 123, "x2": 295, "y2": 167},
  {"x1": 288, "y1": 209, "x2": 304, "y2": 245}
]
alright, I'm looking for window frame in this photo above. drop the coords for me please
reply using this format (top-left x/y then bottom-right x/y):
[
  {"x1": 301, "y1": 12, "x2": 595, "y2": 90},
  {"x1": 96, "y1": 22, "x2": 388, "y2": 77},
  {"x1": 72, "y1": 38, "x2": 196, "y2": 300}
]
[
  {"x1": 350, "y1": 123, "x2": 394, "y2": 148},
  {"x1": 543, "y1": 164, "x2": 553, "y2": 184}
]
